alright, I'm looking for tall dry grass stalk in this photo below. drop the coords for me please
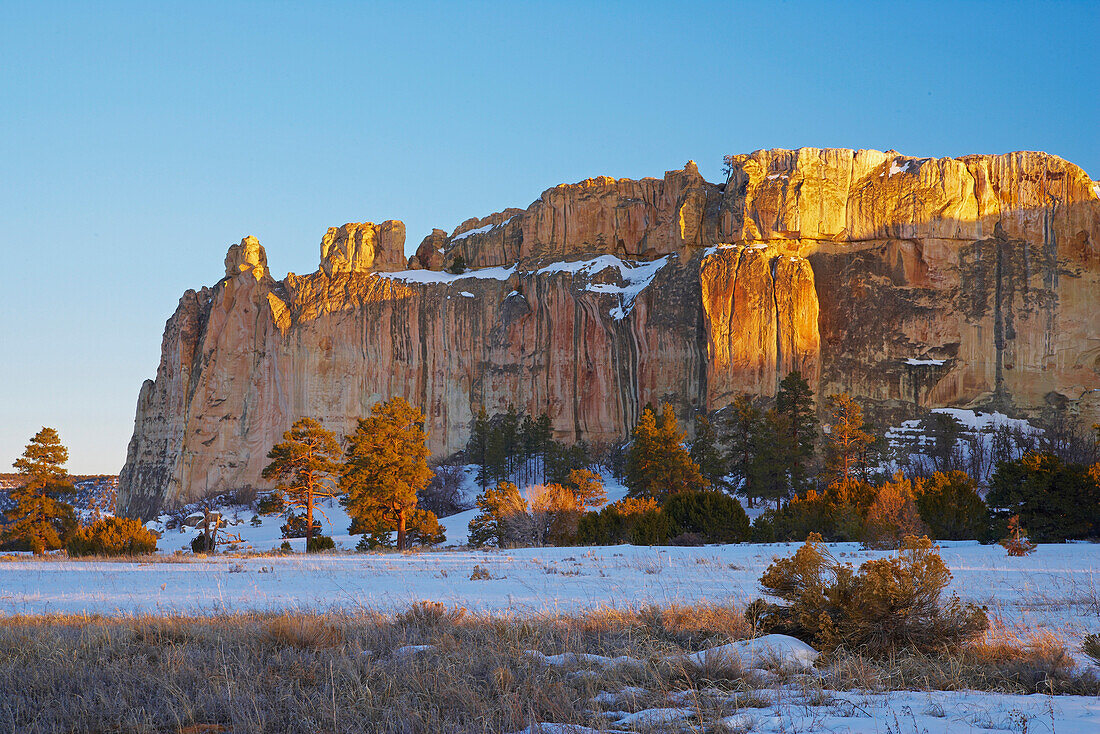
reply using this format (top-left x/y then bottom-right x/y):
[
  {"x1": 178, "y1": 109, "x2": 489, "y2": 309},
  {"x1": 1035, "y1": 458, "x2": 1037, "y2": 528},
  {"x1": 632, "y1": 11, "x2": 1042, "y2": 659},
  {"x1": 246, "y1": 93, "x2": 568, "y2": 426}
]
[{"x1": 0, "y1": 602, "x2": 1095, "y2": 733}]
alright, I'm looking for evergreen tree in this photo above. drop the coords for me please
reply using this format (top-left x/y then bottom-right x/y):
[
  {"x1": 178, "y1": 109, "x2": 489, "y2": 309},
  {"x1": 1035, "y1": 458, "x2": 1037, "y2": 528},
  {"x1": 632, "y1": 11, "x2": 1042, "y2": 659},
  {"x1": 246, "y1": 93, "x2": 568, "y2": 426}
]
[
  {"x1": 824, "y1": 394, "x2": 875, "y2": 484},
  {"x1": 625, "y1": 404, "x2": 708, "y2": 500},
  {"x1": 261, "y1": 418, "x2": 341, "y2": 548},
  {"x1": 986, "y1": 454, "x2": 1099, "y2": 541},
  {"x1": 923, "y1": 412, "x2": 965, "y2": 472},
  {"x1": 565, "y1": 468, "x2": 607, "y2": 511},
  {"x1": 342, "y1": 397, "x2": 435, "y2": 550},
  {"x1": 776, "y1": 371, "x2": 818, "y2": 493},
  {"x1": 756, "y1": 409, "x2": 793, "y2": 508},
  {"x1": 689, "y1": 415, "x2": 727, "y2": 490},
  {"x1": 2, "y1": 428, "x2": 77, "y2": 553},
  {"x1": 915, "y1": 471, "x2": 989, "y2": 540},
  {"x1": 469, "y1": 408, "x2": 491, "y2": 490},
  {"x1": 725, "y1": 395, "x2": 764, "y2": 507},
  {"x1": 545, "y1": 440, "x2": 589, "y2": 485}
]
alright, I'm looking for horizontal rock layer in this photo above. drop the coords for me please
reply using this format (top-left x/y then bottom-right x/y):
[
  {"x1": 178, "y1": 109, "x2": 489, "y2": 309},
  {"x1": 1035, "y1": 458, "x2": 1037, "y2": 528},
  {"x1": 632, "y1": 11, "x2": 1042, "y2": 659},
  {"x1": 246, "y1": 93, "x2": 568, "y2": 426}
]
[{"x1": 119, "y1": 149, "x2": 1100, "y2": 518}]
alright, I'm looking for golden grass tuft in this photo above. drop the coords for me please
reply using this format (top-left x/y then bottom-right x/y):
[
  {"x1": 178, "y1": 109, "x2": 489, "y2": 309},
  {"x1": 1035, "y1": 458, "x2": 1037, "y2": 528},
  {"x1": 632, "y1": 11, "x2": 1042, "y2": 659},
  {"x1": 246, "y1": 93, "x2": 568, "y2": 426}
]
[{"x1": 261, "y1": 613, "x2": 345, "y2": 649}]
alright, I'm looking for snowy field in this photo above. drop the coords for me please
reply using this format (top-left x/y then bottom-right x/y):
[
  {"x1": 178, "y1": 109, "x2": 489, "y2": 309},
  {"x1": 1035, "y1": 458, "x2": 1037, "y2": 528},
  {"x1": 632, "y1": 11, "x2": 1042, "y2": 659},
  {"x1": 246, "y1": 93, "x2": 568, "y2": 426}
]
[
  {"x1": 1, "y1": 511, "x2": 1097, "y2": 733},
  {"x1": 0, "y1": 540, "x2": 1095, "y2": 634}
]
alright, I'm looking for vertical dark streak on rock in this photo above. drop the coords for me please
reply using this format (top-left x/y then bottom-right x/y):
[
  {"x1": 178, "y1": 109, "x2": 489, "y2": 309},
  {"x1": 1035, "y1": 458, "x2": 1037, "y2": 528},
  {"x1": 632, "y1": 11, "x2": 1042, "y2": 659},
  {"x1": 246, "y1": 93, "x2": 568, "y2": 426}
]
[{"x1": 770, "y1": 255, "x2": 783, "y2": 393}]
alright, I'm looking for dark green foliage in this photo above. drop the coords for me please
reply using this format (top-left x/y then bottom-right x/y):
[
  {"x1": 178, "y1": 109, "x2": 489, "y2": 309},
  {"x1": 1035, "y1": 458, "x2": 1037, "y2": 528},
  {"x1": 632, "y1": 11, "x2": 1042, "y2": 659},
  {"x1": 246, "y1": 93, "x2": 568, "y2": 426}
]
[
  {"x1": 661, "y1": 490, "x2": 749, "y2": 543},
  {"x1": 627, "y1": 508, "x2": 677, "y2": 545},
  {"x1": 915, "y1": 471, "x2": 990, "y2": 541},
  {"x1": 576, "y1": 497, "x2": 660, "y2": 545},
  {"x1": 191, "y1": 534, "x2": 212, "y2": 553},
  {"x1": 758, "y1": 478, "x2": 876, "y2": 542},
  {"x1": 66, "y1": 517, "x2": 157, "y2": 557},
  {"x1": 625, "y1": 404, "x2": 708, "y2": 500},
  {"x1": 689, "y1": 416, "x2": 726, "y2": 490},
  {"x1": 257, "y1": 490, "x2": 285, "y2": 515},
  {"x1": 281, "y1": 513, "x2": 322, "y2": 539},
  {"x1": 749, "y1": 534, "x2": 988, "y2": 654},
  {"x1": 724, "y1": 395, "x2": 764, "y2": 506},
  {"x1": 545, "y1": 441, "x2": 590, "y2": 486},
  {"x1": 986, "y1": 454, "x2": 1100, "y2": 541},
  {"x1": 306, "y1": 535, "x2": 335, "y2": 553},
  {"x1": 921, "y1": 413, "x2": 965, "y2": 472},
  {"x1": 449, "y1": 253, "x2": 467, "y2": 274},
  {"x1": 466, "y1": 407, "x2": 578, "y2": 490},
  {"x1": 776, "y1": 371, "x2": 818, "y2": 493}
]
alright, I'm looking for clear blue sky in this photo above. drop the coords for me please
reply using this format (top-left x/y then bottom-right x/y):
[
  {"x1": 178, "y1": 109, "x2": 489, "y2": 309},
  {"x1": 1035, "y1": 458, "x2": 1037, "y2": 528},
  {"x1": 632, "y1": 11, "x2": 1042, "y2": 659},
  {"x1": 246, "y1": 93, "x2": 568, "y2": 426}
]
[{"x1": 1, "y1": 1, "x2": 1097, "y2": 474}]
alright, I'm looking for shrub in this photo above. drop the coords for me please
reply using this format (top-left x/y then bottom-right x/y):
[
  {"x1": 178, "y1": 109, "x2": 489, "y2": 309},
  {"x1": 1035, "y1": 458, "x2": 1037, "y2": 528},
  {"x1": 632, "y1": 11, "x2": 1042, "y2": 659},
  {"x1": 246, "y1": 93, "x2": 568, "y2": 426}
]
[
  {"x1": 986, "y1": 453, "x2": 1100, "y2": 541},
  {"x1": 661, "y1": 490, "x2": 750, "y2": 543},
  {"x1": 862, "y1": 474, "x2": 926, "y2": 549},
  {"x1": 306, "y1": 535, "x2": 335, "y2": 553},
  {"x1": 66, "y1": 517, "x2": 158, "y2": 557},
  {"x1": 749, "y1": 533, "x2": 987, "y2": 654},
  {"x1": 279, "y1": 540, "x2": 292, "y2": 553},
  {"x1": 396, "y1": 601, "x2": 467, "y2": 628},
  {"x1": 468, "y1": 481, "x2": 530, "y2": 547},
  {"x1": 577, "y1": 497, "x2": 659, "y2": 545},
  {"x1": 191, "y1": 533, "x2": 212, "y2": 553},
  {"x1": 627, "y1": 508, "x2": 676, "y2": 545},
  {"x1": 256, "y1": 490, "x2": 285, "y2": 515},
  {"x1": 915, "y1": 471, "x2": 989, "y2": 540},
  {"x1": 419, "y1": 462, "x2": 468, "y2": 516},
  {"x1": 469, "y1": 564, "x2": 491, "y2": 580},
  {"x1": 226, "y1": 485, "x2": 257, "y2": 506},
  {"x1": 767, "y1": 478, "x2": 875, "y2": 541}
]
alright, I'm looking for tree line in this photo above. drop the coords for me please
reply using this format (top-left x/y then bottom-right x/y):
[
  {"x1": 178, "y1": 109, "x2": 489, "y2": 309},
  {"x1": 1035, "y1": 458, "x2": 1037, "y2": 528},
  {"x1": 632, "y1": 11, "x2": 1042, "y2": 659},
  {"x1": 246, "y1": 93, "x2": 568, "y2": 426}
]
[{"x1": 466, "y1": 372, "x2": 1100, "y2": 547}]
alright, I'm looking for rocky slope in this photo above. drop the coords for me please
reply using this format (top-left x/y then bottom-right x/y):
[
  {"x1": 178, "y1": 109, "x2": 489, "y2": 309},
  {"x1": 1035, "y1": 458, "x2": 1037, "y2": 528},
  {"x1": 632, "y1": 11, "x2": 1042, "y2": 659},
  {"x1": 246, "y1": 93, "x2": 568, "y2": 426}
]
[{"x1": 118, "y1": 149, "x2": 1100, "y2": 518}]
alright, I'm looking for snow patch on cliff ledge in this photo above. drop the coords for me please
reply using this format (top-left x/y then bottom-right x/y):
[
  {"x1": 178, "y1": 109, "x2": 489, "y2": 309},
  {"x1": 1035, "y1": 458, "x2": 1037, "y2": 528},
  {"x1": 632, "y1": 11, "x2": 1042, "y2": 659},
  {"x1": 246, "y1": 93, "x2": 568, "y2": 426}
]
[
  {"x1": 379, "y1": 255, "x2": 670, "y2": 319},
  {"x1": 535, "y1": 255, "x2": 670, "y2": 319}
]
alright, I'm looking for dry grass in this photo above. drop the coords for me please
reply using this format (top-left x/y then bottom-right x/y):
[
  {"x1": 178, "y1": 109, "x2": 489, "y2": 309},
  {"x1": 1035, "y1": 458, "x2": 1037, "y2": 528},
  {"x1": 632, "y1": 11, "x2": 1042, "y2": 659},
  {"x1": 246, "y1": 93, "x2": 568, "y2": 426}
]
[
  {"x1": 0, "y1": 603, "x2": 1095, "y2": 733},
  {"x1": 820, "y1": 617, "x2": 1097, "y2": 696}
]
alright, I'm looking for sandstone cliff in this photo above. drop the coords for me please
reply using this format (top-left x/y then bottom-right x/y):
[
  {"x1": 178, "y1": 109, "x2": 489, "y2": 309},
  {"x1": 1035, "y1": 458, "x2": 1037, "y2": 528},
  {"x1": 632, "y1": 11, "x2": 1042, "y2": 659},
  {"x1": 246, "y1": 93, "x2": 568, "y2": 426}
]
[{"x1": 118, "y1": 149, "x2": 1100, "y2": 519}]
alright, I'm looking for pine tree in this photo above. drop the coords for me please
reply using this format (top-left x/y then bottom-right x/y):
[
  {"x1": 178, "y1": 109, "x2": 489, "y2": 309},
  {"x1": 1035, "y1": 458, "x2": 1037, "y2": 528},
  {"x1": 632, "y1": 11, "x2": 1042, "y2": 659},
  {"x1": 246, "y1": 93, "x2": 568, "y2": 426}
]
[
  {"x1": 625, "y1": 404, "x2": 708, "y2": 500},
  {"x1": 565, "y1": 468, "x2": 607, "y2": 511},
  {"x1": 756, "y1": 409, "x2": 792, "y2": 509},
  {"x1": 342, "y1": 397, "x2": 434, "y2": 550},
  {"x1": 3, "y1": 428, "x2": 77, "y2": 553},
  {"x1": 915, "y1": 471, "x2": 989, "y2": 540},
  {"x1": 689, "y1": 415, "x2": 727, "y2": 490},
  {"x1": 261, "y1": 418, "x2": 341, "y2": 548},
  {"x1": 824, "y1": 394, "x2": 875, "y2": 484},
  {"x1": 725, "y1": 395, "x2": 764, "y2": 507},
  {"x1": 776, "y1": 371, "x2": 818, "y2": 493},
  {"x1": 923, "y1": 412, "x2": 964, "y2": 472},
  {"x1": 469, "y1": 407, "x2": 491, "y2": 490}
]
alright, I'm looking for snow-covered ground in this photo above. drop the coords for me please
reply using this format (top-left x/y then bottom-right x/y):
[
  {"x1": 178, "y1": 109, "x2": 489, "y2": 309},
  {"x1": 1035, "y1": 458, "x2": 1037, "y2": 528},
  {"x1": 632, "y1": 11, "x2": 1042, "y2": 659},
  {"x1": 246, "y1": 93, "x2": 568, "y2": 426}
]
[{"x1": 0, "y1": 539, "x2": 1095, "y2": 643}]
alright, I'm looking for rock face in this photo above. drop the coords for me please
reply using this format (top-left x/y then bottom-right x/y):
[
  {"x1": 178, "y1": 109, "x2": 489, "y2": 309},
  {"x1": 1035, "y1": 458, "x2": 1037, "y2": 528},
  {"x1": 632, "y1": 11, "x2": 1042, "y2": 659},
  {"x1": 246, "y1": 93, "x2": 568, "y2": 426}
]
[{"x1": 118, "y1": 149, "x2": 1100, "y2": 519}]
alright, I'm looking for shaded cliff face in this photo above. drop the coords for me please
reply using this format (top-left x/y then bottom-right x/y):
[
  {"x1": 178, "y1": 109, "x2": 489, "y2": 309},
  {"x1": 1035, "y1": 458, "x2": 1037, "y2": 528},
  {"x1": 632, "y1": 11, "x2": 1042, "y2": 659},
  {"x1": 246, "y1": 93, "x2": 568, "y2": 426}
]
[{"x1": 119, "y1": 149, "x2": 1100, "y2": 518}]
